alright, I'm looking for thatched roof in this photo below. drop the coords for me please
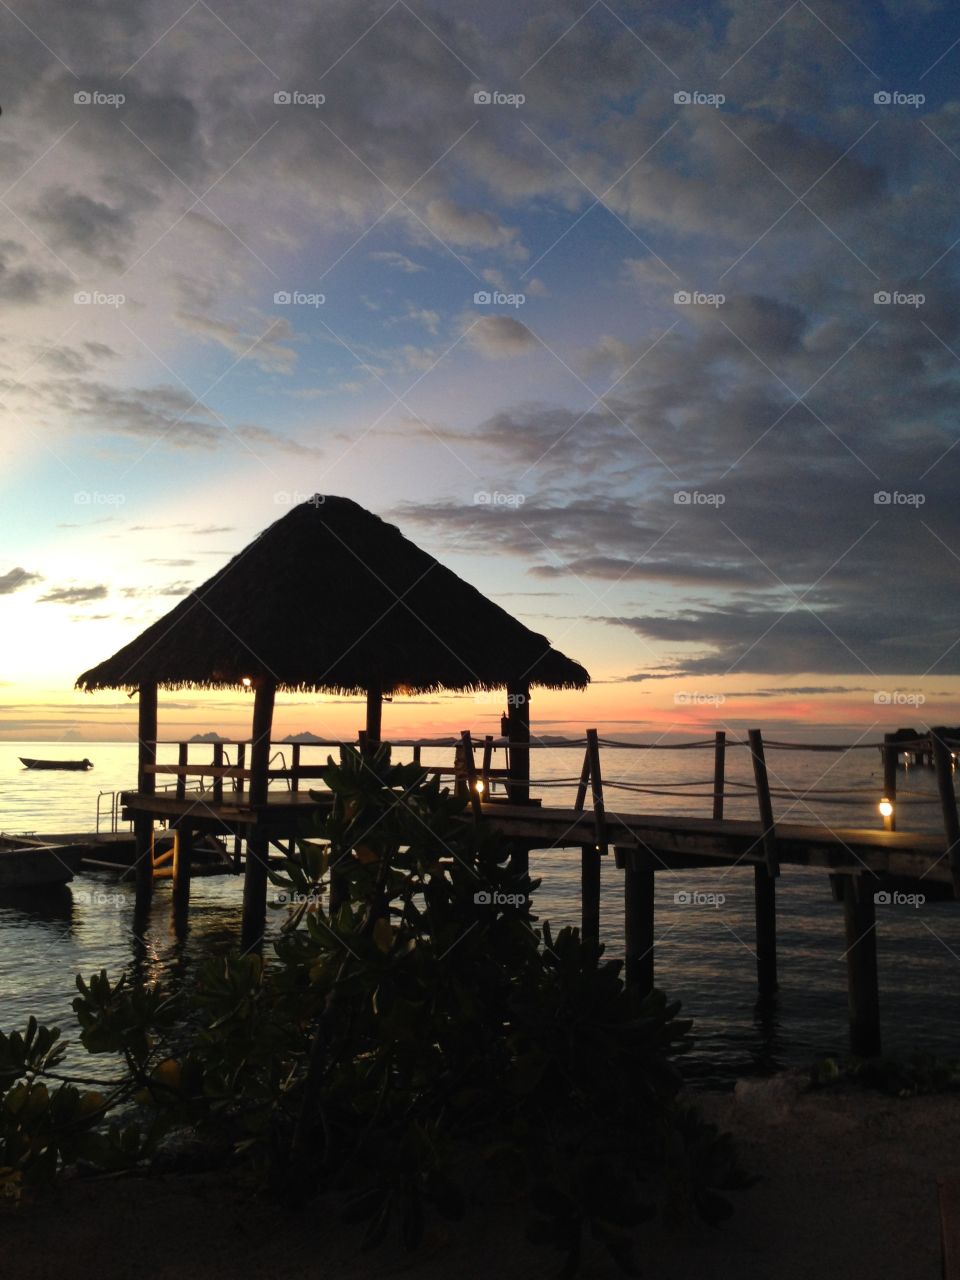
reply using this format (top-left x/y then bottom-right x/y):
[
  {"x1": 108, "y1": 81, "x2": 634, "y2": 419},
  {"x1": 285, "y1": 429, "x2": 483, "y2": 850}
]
[{"x1": 76, "y1": 496, "x2": 590, "y2": 694}]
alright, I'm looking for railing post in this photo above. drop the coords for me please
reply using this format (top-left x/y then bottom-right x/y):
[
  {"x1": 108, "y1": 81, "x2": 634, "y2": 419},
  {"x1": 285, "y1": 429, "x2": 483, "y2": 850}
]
[
  {"x1": 241, "y1": 678, "x2": 276, "y2": 952},
  {"x1": 481, "y1": 734, "x2": 493, "y2": 794},
  {"x1": 235, "y1": 742, "x2": 246, "y2": 796},
  {"x1": 712, "y1": 730, "x2": 726, "y2": 821},
  {"x1": 506, "y1": 682, "x2": 530, "y2": 805},
  {"x1": 881, "y1": 733, "x2": 897, "y2": 832},
  {"x1": 176, "y1": 742, "x2": 187, "y2": 801},
  {"x1": 213, "y1": 742, "x2": 224, "y2": 805},
  {"x1": 574, "y1": 741, "x2": 591, "y2": 811},
  {"x1": 290, "y1": 743, "x2": 301, "y2": 794},
  {"x1": 931, "y1": 728, "x2": 960, "y2": 897},
  {"x1": 586, "y1": 728, "x2": 606, "y2": 854},
  {"x1": 460, "y1": 730, "x2": 482, "y2": 820},
  {"x1": 748, "y1": 728, "x2": 780, "y2": 877},
  {"x1": 134, "y1": 682, "x2": 157, "y2": 912}
]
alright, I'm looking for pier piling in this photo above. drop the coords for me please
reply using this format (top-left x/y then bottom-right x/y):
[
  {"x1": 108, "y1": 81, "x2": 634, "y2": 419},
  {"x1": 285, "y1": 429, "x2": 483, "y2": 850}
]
[{"x1": 619, "y1": 844, "x2": 654, "y2": 995}]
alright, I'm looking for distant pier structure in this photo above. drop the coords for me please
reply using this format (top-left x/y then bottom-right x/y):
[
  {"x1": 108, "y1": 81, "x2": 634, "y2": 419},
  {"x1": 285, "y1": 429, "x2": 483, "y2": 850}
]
[{"x1": 75, "y1": 495, "x2": 589, "y2": 947}]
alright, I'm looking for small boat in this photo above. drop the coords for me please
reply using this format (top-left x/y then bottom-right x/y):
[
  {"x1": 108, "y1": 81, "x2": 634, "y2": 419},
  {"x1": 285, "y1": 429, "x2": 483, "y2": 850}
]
[
  {"x1": 20, "y1": 757, "x2": 93, "y2": 771},
  {"x1": 0, "y1": 835, "x2": 83, "y2": 889}
]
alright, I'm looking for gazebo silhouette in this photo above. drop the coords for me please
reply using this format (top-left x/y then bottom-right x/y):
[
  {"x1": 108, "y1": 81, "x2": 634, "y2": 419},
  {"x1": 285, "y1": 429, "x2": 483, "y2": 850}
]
[{"x1": 77, "y1": 496, "x2": 589, "y2": 945}]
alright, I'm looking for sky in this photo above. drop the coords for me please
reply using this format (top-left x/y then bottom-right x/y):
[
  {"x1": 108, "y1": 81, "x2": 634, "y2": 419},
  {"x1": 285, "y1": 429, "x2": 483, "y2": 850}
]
[{"x1": 1, "y1": 0, "x2": 960, "y2": 743}]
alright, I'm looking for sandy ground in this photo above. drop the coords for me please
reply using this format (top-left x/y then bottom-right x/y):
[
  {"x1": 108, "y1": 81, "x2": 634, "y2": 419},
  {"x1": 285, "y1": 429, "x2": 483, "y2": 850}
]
[{"x1": 2, "y1": 1076, "x2": 958, "y2": 1280}]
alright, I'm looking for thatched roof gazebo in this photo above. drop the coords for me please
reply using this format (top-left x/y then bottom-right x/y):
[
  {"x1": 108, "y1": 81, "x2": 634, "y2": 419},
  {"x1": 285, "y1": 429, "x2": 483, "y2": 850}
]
[
  {"x1": 76, "y1": 495, "x2": 589, "y2": 945},
  {"x1": 76, "y1": 494, "x2": 589, "y2": 706}
]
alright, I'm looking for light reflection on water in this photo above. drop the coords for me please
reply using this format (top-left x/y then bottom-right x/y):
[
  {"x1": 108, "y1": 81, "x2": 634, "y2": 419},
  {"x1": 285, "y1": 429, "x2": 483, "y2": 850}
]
[{"x1": 1, "y1": 739, "x2": 959, "y2": 1086}]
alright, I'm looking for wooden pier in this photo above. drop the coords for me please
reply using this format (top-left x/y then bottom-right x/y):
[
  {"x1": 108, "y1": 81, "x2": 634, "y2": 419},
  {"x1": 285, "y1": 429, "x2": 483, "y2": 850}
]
[{"x1": 108, "y1": 725, "x2": 960, "y2": 1060}]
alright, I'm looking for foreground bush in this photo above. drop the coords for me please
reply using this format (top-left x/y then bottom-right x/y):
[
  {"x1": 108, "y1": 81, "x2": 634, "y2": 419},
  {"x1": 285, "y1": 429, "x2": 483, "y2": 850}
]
[{"x1": 0, "y1": 746, "x2": 748, "y2": 1274}]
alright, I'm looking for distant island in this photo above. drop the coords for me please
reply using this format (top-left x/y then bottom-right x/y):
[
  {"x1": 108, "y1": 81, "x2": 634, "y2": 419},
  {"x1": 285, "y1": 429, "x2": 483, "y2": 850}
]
[
  {"x1": 280, "y1": 731, "x2": 327, "y2": 743},
  {"x1": 188, "y1": 731, "x2": 228, "y2": 743}
]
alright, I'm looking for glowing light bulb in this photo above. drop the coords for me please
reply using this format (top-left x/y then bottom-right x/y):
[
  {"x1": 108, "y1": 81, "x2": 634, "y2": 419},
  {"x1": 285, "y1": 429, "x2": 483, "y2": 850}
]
[
  {"x1": 879, "y1": 798, "x2": 894, "y2": 818},
  {"x1": 242, "y1": 676, "x2": 252, "y2": 689},
  {"x1": 476, "y1": 778, "x2": 485, "y2": 794}
]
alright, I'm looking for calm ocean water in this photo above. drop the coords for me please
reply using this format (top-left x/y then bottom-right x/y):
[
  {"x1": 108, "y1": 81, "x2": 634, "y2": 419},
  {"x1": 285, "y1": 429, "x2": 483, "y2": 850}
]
[{"x1": 2, "y1": 737, "x2": 959, "y2": 1086}]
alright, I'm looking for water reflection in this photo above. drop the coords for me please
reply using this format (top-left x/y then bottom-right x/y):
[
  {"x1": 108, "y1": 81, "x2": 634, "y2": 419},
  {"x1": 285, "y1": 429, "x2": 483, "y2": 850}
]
[{"x1": 0, "y1": 885, "x2": 75, "y2": 928}]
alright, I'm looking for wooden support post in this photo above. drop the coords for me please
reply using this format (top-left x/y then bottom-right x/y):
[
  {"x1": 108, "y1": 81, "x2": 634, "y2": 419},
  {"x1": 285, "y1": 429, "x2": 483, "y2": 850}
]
[
  {"x1": 585, "y1": 728, "x2": 607, "y2": 854},
  {"x1": 290, "y1": 743, "x2": 301, "y2": 793},
  {"x1": 931, "y1": 729, "x2": 960, "y2": 898},
  {"x1": 620, "y1": 845, "x2": 654, "y2": 995},
  {"x1": 412, "y1": 744, "x2": 421, "y2": 767},
  {"x1": 213, "y1": 742, "x2": 224, "y2": 805},
  {"x1": 712, "y1": 730, "x2": 726, "y2": 821},
  {"x1": 175, "y1": 742, "x2": 187, "y2": 801},
  {"x1": 506, "y1": 682, "x2": 530, "y2": 805},
  {"x1": 754, "y1": 864, "x2": 778, "y2": 997},
  {"x1": 581, "y1": 844, "x2": 601, "y2": 952},
  {"x1": 574, "y1": 742, "x2": 591, "y2": 811},
  {"x1": 134, "y1": 682, "x2": 157, "y2": 911},
  {"x1": 881, "y1": 733, "x2": 897, "y2": 832},
  {"x1": 460, "y1": 730, "x2": 482, "y2": 820},
  {"x1": 172, "y1": 823, "x2": 193, "y2": 931},
  {"x1": 235, "y1": 742, "x2": 246, "y2": 797},
  {"x1": 748, "y1": 728, "x2": 780, "y2": 877},
  {"x1": 481, "y1": 734, "x2": 493, "y2": 794},
  {"x1": 241, "y1": 678, "x2": 276, "y2": 952},
  {"x1": 839, "y1": 874, "x2": 881, "y2": 1057},
  {"x1": 366, "y1": 683, "x2": 382, "y2": 744}
]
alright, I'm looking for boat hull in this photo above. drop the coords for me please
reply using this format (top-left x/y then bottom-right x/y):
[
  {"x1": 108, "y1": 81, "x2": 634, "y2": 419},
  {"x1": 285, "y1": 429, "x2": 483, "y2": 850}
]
[
  {"x1": 19, "y1": 758, "x2": 93, "y2": 771},
  {"x1": 0, "y1": 841, "x2": 82, "y2": 889}
]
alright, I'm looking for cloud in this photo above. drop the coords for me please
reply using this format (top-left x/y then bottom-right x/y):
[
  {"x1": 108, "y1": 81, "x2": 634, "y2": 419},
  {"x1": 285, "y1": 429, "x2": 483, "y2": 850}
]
[
  {"x1": 0, "y1": 568, "x2": 42, "y2": 595},
  {"x1": 468, "y1": 315, "x2": 537, "y2": 358},
  {"x1": 0, "y1": 240, "x2": 69, "y2": 304},
  {"x1": 369, "y1": 251, "x2": 425, "y2": 273},
  {"x1": 176, "y1": 312, "x2": 298, "y2": 374},
  {"x1": 37, "y1": 584, "x2": 108, "y2": 604},
  {"x1": 32, "y1": 188, "x2": 134, "y2": 266}
]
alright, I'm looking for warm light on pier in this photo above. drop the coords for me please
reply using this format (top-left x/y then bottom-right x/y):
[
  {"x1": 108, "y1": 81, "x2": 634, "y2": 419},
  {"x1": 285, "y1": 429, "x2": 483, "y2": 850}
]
[
  {"x1": 878, "y1": 798, "x2": 894, "y2": 819},
  {"x1": 241, "y1": 677, "x2": 252, "y2": 689}
]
